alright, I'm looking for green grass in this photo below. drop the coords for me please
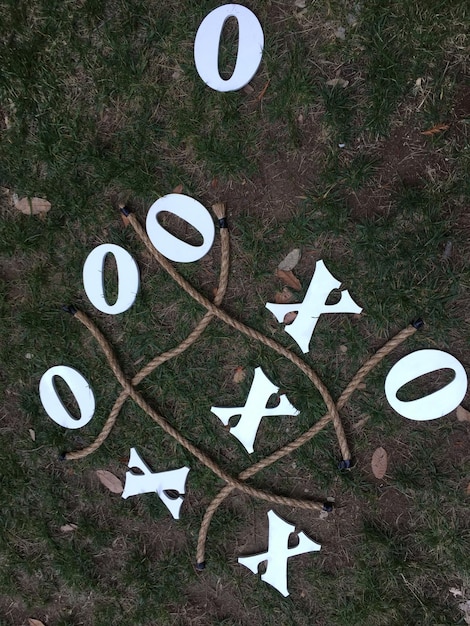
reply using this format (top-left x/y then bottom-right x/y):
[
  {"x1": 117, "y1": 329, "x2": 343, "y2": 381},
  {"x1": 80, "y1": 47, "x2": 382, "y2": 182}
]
[{"x1": 0, "y1": 0, "x2": 469, "y2": 624}]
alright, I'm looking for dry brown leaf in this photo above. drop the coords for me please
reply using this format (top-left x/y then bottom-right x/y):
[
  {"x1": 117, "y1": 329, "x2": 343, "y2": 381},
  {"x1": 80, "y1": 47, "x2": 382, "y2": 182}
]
[
  {"x1": 172, "y1": 184, "x2": 183, "y2": 194},
  {"x1": 242, "y1": 83, "x2": 254, "y2": 94},
  {"x1": 326, "y1": 77, "x2": 349, "y2": 88},
  {"x1": 210, "y1": 177, "x2": 218, "y2": 188},
  {"x1": 233, "y1": 367, "x2": 246, "y2": 384},
  {"x1": 466, "y1": 483, "x2": 470, "y2": 496},
  {"x1": 421, "y1": 123, "x2": 449, "y2": 136},
  {"x1": 278, "y1": 248, "x2": 301, "y2": 271},
  {"x1": 95, "y1": 470, "x2": 123, "y2": 494},
  {"x1": 60, "y1": 523, "x2": 78, "y2": 532},
  {"x1": 275, "y1": 269, "x2": 302, "y2": 291},
  {"x1": 274, "y1": 287, "x2": 294, "y2": 304},
  {"x1": 28, "y1": 620, "x2": 46, "y2": 626},
  {"x1": 256, "y1": 79, "x2": 270, "y2": 102},
  {"x1": 283, "y1": 311, "x2": 298, "y2": 324},
  {"x1": 14, "y1": 196, "x2": 51, "y2": 215},
  {"x1": 371, "y1": 447, "x2": 388, "y2": 479},
  {"x1": 456, "y1": 405, "x2": 470, "y2": 423}
]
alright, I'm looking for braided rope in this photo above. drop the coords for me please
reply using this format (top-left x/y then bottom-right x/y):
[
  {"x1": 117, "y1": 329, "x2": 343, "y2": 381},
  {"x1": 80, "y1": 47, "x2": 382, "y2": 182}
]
[
  {"x1": 63, "y1": 206, "x2": 420, "y2": 569},
  {"x1": 74, "y1": 308, "x2": 325, "y2": 512},
  {"x1": 195, "y1": 324, "x2": 417, "y2": 565},
  {"x1": 65, "y1": 204, "x2": 230, "y2": 461},
  {"x1": 126, "y1": 213, "x2": 351, "y2": 462}
]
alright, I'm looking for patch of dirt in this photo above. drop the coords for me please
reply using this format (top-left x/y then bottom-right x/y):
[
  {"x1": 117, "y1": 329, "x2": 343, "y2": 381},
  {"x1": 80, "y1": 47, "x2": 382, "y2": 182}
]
[
  {"x1": 376, "y1": 487, "x2": 411, "y2": 528},
  {"x1": 181, "y1": 577, "x2": 261, "y2": 625},
  {"x1": 347, "y1": 125, "x2": 452, "y2": 219},
  {"x1": 207, "y1": 115, "x2": 326, "y2": 224},
  {"x1": 0, "y1": 593, "x2": 96, "y2": 626},
  {"x1": 0, "y1": 254, "x2": 39, "y2": 306},
  {"x1": 132, "y1": 108, "x2": 327, "y2": 317},
  {"x1": 436, "y1": 426, "x2": 470, "y2": 475},
  {"x1": 452, "y1": 84, "x2": 470, "y2": 119},
  {"x1": 356, "y1": 434, "x2": 410, "y2": 478}
]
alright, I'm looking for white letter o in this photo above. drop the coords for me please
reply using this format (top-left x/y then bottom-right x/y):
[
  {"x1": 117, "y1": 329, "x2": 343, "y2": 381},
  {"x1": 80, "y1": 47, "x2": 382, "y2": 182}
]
[
  {"x1": 146, "y1": 194, "x2": 215, "y2": 262},
  {"x1": 39, "y1": 366, "x2": 95, "y2": 429},
  {"x1": 194, "y1": 4, "x2": 264, "y2": 92},
  {"x1": 385, "y1": 349, "x2": 467, "y2": 420},
  {"x1": 83, "y1": 244, "x2": 140, "y2": 314}
]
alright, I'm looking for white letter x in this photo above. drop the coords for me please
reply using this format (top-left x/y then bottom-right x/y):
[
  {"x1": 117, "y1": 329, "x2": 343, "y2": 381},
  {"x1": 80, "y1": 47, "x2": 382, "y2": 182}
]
[
  {"x1": 211, "y1": 367, "x2": 299, "y2": 453},
  {"x1": 238, "y1": 510, "x2": 321, "y2": 596},
  {"x1": 266, "y1": 259, "x2": 362, "y2": 353},
  {"x1": 121, "y1": 448, "x2": 190, "y2": 519}
]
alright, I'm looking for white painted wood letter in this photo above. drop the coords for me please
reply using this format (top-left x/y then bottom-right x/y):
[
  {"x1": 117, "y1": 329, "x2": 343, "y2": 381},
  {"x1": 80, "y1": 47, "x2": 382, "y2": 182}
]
[
  {"x1": 39, "y1": 365, "x2": 95, "y2": 429},
  {"x1": 238, "y1": 510, "x2": 321, "y2": 596},
  {"x1": 83, "y1": 243, "x2": 140, "y2": 314},
  {"x1": 146, "y1": 194, "x2": 215, "y2": 263},
  {"x1": 194, "y1": 4, "x2": 264, "y2": 92},
  {"x1": 384, "y1": 349, "x2": 467, "y2": 420},
  {"x1": 266, "y1": 259, "x2": 362, "y2": 353},
  {"x1": 122, "y1": 448, "x2": 190, "y2": 519},
  {"x1": 211, "y1": 367, "x2": 299, "y2": 453}
]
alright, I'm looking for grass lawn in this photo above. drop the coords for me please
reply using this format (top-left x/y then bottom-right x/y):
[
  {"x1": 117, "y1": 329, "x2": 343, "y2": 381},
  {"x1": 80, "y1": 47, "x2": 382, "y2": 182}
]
[{"x1": 0, "y1": 0, "x2": 469, "y2": 624}]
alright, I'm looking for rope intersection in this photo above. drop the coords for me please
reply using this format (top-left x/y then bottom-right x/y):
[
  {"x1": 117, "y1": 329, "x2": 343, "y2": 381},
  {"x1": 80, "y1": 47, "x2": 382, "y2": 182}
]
[{"x1": 63, "y1": 203, "x2": 420, "y2": 568}]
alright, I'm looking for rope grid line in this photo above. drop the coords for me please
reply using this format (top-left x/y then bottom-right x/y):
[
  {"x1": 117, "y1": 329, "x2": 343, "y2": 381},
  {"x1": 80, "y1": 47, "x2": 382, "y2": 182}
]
[
  {"x1": 65, "y1": 203, "x2": 231, "y2": 461},
  {"x1": 63, "y1": 204, "x2": 420, "y2": 569}
]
